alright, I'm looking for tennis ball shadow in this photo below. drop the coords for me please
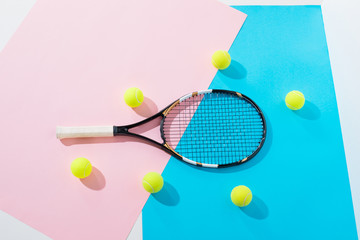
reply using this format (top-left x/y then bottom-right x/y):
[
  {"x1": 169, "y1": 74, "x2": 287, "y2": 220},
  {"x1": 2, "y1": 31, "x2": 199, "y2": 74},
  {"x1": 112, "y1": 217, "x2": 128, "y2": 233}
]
[
  {"x1": 151, "y1": 181, "x2": 180, "y2": 206},
  {"x1": 294, "y1": 100, "x2": 321, "y2": 120},
  {"x1": 80, "y1": 167, "x2": 106, "y2": 190},
  {"x1": 132, "y1": 97, "x2": 158, "y2": 118},
  {"x1": 220, "y1": 60, "x2": 247, "y2": 79},
  {"x1": 240, "y1": 196, "x2": 269, "y2": 220}
]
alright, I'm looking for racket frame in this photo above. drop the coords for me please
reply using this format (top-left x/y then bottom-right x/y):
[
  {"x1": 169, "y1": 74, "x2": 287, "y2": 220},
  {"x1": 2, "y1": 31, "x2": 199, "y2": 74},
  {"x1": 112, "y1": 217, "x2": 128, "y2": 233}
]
[{"x1": 111, "y1": 89, "x2": 266, "y2": 168}]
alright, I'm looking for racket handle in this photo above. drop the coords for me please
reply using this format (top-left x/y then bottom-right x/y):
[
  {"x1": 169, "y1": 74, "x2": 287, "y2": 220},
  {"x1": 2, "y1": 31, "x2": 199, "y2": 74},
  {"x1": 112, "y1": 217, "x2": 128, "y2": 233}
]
[{"x1": 56, "y1": 126, "x2": 114, "y2": 139}]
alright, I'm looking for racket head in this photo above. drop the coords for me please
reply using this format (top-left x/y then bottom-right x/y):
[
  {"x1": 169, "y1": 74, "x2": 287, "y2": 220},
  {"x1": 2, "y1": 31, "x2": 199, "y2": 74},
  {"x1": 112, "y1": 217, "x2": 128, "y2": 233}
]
[{"x1": 160, "y1": 89, "x2": 266, "y2": 168}]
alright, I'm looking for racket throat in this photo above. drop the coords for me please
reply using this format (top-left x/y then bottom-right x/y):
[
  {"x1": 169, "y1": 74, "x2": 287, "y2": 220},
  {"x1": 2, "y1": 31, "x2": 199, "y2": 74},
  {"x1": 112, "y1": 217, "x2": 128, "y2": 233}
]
[{"x1": 113, "y1": 126, "x2": 181, "y2": 159}]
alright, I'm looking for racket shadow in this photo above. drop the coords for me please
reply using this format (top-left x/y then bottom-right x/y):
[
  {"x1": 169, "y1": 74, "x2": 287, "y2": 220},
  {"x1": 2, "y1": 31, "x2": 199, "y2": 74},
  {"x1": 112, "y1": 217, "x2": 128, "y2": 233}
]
[{"x1": 187, "y1": 113, "x2": 273, "y2": 173}]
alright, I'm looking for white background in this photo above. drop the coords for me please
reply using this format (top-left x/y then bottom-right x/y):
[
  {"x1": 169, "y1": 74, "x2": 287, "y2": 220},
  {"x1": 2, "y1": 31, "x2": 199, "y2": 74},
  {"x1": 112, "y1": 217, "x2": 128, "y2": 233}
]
[{"x1": 0, "y1": 0, "x2": 359, "y2": 239}]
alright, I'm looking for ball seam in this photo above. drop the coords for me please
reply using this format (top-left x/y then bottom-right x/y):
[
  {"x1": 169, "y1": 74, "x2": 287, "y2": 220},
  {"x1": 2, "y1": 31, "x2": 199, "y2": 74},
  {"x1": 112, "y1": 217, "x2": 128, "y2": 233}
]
[
  {"x1": 143, "y1": 180, "x2": 155, "y2": 193},
  {"x1": 83, "y1": 162, "x2": 90, "y2": 178},
  {"x1": 293, "y1": 91, "x2": 304, "y2": 98},
  {"x1": 135, "y1": 89, "x2": 141, "y2": 104},
  {"x1": 242, "y1": 192, "x2": 251, "y2": 207},
  {"x1": 286, "y1": 102, "x2": 299, "y2": 110},
  {"x1": 223, "y1": 51, "x2": 231, "y2": 63},
  {"x1": 212, "y1": 58, "x2": 220, "y2": 69}
]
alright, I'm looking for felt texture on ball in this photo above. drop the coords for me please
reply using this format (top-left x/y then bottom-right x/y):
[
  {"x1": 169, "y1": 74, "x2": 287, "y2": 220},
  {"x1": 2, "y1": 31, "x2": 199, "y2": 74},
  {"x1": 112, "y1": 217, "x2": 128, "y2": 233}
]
[
  {"x1": 71, "y1": 157, "x2": 92, "y2": 179},
  {"x1": 231, "y1": 185, "x2": 252, "y2": 207},
  {"x1": 285, "y1": 90, "x2": 305, "y2": 110},
  {"x1": 124, "y1": 87, "x2": 144, "y2": 108},
  {"x1": 142, "y1": 172, "x2": 164, "y2": 193},
  {"x1": 211, "y1": 50, "x2": 231, "y2": 70}
]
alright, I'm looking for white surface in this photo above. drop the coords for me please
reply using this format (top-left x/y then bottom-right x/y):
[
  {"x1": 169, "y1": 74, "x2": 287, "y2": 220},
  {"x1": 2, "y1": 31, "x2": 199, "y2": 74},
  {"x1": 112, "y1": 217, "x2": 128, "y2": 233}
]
[
  {"x1": 0, "y1": 211, "x2": 51, "y2": 240},
  {"x1": 127, "y1": 213, "x2": 143, "y2": 240},
  {"x1": 220, "y1": 0, "x2": 322, "y2": 4},
  {"x1": 0, "y1": 0, "x2": 359, "y2": 239},
  {"x1": 322, "y1": 0, "x2": 360, "y2": 232},
  {"x1": 0, "y1": 0, "x2": 37, "y2": 50}
]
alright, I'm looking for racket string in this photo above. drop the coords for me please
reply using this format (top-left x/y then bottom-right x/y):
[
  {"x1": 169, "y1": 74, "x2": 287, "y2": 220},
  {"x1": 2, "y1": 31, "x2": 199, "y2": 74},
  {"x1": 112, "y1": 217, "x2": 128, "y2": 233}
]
[{"x1": 162, "y1": 92, "x2": 264, "y2": 165}]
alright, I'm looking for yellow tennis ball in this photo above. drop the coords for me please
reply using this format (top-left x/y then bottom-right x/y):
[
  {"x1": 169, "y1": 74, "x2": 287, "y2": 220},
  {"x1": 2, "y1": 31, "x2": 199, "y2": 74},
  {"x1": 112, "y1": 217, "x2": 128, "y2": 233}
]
[
  {"x1": 231, "y1": 185, "x2": 252, "y2": 207},
  {"x1": 71, "y1": 157, "x2": 92, "y2": 179},
  {"x1": 285, "y1": 90, "x2": 305, "y2": 110},
  {"x1": 211, "y1": 50, "x2": 231, "y2": 70},
  {"x1": 124, "y1": 87, "x2": 144, "y2": 108},
  {"x1": 142, "y1": 172, "x2": 164, "y2": 193}
]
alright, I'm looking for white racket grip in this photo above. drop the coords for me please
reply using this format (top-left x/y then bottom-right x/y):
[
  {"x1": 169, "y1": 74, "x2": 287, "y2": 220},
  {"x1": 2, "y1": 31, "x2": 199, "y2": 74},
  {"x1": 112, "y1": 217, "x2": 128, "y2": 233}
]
[{"x1": 56, "y1": 126, "x2": 114, "y2": 139}]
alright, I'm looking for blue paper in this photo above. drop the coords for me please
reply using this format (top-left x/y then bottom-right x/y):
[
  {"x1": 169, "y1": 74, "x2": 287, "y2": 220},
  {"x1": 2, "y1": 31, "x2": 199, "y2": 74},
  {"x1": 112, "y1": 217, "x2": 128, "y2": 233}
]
[{"x1": 143, "y1": 6, "x2": 358, "y2": 240}]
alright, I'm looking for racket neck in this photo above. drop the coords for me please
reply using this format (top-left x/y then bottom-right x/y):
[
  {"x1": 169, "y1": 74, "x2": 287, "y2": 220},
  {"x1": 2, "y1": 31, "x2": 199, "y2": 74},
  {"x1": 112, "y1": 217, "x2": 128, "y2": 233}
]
[
  {"x1": 113, "y1": 125, "x2": 176, "y2": 155},
  {"x1": 113, "y1": 125, "x2": 164, "y2": 146}
]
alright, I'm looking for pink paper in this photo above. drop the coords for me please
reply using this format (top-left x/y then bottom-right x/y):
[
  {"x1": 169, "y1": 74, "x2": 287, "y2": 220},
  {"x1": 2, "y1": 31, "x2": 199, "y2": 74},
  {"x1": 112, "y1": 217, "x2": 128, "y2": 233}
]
[{"x1": 0, "y1": 0, "x2": 246, "y2": 239}]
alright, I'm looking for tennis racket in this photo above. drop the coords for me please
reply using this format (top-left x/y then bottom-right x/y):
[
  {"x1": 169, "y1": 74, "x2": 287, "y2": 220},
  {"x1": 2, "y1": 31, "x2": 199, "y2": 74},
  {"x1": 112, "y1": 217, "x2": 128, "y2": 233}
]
[{"x1": 56, "y1": 89, "x2": 266, "y2": 168}]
